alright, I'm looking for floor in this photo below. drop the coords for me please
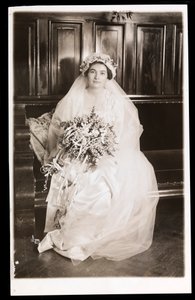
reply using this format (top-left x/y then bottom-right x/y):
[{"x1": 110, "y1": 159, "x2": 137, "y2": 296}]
[{"x1": 13, "y1": 196, "x2": 184, "y2": 278}]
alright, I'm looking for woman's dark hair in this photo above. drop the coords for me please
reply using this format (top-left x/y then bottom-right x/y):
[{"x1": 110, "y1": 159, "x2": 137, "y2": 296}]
[{"x1": 84, "y1": 61, "x2": 113, "y2": 80}]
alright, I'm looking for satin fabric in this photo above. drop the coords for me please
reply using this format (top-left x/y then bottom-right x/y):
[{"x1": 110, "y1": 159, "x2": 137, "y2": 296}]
[{"x1": 38, "y1": 78, "x2": 159, "y2": 263}]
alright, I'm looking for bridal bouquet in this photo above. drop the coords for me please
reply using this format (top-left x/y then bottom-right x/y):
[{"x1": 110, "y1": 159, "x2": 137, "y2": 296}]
[
  {"x1": 41, "y1": 107, "x2": 117, "y2": 190},
  {"x1": 59, "y1": 106, "x2": 117, "y2": 165}
]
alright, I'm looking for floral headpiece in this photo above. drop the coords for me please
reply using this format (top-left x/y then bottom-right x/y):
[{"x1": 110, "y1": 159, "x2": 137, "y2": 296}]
[{"x1": 80, "y1": 53, "x2": 118, "y2": 79}]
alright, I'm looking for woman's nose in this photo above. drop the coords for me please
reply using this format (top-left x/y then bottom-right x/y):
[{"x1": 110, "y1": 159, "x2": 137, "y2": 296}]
[{"x1": 94, "y1": 73, "x2": 99, "y2": 79}]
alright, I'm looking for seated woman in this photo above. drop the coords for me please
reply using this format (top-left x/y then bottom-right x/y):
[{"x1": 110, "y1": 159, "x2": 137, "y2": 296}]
[{"x1": 36, "y1": 53, "x2": 159, "y2": 264}]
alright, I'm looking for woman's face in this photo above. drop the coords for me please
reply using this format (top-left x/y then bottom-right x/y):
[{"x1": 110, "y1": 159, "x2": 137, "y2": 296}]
[{"x1": 87, "y1": 63, "x2": 108, "y2": 89}]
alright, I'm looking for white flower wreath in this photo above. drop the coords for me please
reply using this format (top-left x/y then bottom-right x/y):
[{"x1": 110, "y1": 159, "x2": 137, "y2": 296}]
[{"x1": 80, "y1": 53, "x2": 118, "y2": 78}]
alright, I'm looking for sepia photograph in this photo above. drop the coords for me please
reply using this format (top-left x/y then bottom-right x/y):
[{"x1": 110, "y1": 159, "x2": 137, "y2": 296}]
[{"x1": 9, "y1": 4, "x2": 191, "y2": 295}]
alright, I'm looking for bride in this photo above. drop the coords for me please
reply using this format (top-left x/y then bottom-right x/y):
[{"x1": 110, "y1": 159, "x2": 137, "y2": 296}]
[{"x1": 36, "y1": 53, "x2": 159, "y2": 263}]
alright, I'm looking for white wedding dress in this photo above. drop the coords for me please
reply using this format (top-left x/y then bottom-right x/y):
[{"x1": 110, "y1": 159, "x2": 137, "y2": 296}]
[{"x1": 37, "y1": 76, "x2": 159, "y2": 263}]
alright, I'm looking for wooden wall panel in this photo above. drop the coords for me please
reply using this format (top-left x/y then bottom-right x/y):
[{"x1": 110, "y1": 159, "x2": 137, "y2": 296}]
[
  {"x1": 49, "y1": 21, "x2": 82, "y2": 95},
  {"x1": 14, "y1": 21, "x2": 36, "y2": 96},
  {"x1": 95, "y1": 24, "x2": 124, "y2": 86},
  {"x1": 175, "y1": 27, "x2": 183, "y2": 94},
  {"x1": 37, "y1": 19, "x2": 49, "y2": 96},
  {"x1": 164, "y1": 25, "x2": 176, "y2": 94},
  {"x1": 124, "y1": 23, "x2": 136, "y2": 93},
  {"x1": 82, "y1": 21, "x2": 94, "y2": 59},
  {"x1": 136, "y1": 25, "x2": 164, "y2": 94}
]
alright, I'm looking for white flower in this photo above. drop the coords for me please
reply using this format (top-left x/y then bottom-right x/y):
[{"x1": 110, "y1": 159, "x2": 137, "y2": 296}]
[{"x1": 91, "y1": 129, "x2": 99, "y2": 137}]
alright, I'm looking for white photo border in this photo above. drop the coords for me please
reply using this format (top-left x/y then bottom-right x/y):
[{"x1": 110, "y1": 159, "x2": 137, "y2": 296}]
[{"x1": 9, "y1": 4, "x2": 191, "y2": 295}]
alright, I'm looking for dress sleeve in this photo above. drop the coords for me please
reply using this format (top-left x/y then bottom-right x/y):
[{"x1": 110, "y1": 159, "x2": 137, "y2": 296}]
[
  {"x1": 43, "y1": 114, "x2": 63, "y2": 164},
  {"x1": 43, "y1": 94, "x2": 74, "y2": 164}
]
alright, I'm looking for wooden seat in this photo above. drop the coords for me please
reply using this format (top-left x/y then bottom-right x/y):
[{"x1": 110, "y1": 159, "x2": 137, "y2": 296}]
[{"x1": 144, "y1": 149, "x2": 183, "y2": 198}]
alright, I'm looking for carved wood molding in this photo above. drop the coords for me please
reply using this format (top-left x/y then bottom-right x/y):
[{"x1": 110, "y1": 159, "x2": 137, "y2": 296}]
[{"x1": 110, "y1": 11, "x2": 133, "y2": 23}]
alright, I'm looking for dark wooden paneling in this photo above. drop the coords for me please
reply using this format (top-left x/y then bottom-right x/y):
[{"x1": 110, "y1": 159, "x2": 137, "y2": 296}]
[
  {"x1": 14, "y1": 104, "x2": 35, "y2": 236},
  {"x1": 49, "y1": 21, "x2": 82, "y2": 95},
  {"x1": 136, "y1": 102, "x2": 183, "y2": 151},
  {"x1": 164, "y1": 24, "x2": 183, "y2": 95},
  {"x1": 25, "y1": 103, "x2": 55, "y2": 118},
  {"x1": 164, "y1": 25, "x2": 176, "y2": 94},
  {"x1": 13, "y1": 13, "x2": 183, "y2": 99},
  {"x1": 136, "y1": 25, "x2": 164, "y2": 94},
  {"x1": 124, "y1": 22, "x2": 136, "y2": 94},
  {"x1": 37, "y1": 19, "x2": 49, "y2": 95},
  {"x1": 14, "y1": 21, "x2": 36, "y2": 96},
  {"x1": 14, "y1": 155, "x2": 35, "y2": 211},
  {"x1": 95, "y1": 24, "x2": 124, "y2": 86},
  {"x1": 175, "y1": 27, "x2": 183, "y2": 94}
]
